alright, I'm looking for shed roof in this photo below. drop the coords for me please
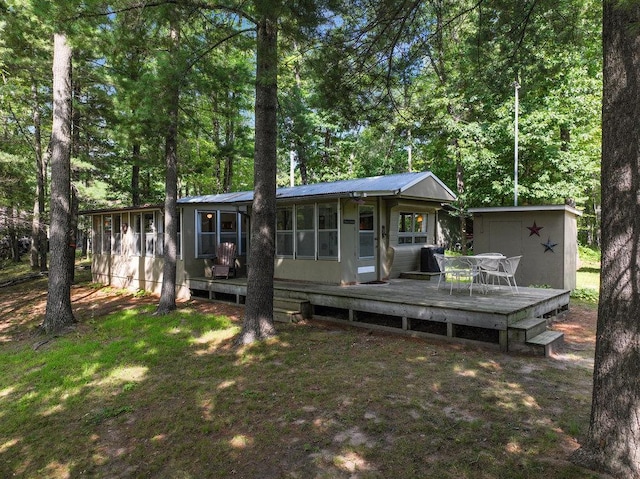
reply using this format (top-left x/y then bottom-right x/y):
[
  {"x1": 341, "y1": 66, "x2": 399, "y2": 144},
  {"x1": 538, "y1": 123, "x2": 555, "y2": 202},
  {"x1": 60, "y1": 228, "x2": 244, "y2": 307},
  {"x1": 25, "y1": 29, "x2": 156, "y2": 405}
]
[
  {"x1": 468, "y1": 205, "x2": 583, "y2": 216},
  {"x1": 178, "y1": 171, "x2": 456, "y2": 205}
]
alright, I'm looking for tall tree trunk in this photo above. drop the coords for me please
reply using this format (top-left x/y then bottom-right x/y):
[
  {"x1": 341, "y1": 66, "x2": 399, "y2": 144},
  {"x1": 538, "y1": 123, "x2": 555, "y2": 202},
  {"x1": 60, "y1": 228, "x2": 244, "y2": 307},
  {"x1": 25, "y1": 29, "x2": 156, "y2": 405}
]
[
  {"x1": 9, "y1": 206, "x2": 19, "y2": 262},
  {"x1": 237, "y1": 12, "x2": 278, "y2": 345},
  {"x1": 72, "y1": 82, "x2": 81, "y2": 159},
  {"x1": 39, "y1": 148, "x2": 49, "y2": 271},
  {"x1": 42, "y1": 33, "x2": 75, "y2": 334},
  {"x1": 223, "y1": 114, "x2": 234, "y2": 192},
  {"x1": 292, "y1": 42, "x2": 308, "y2": 186},
  {"x1": 572, "y1": 1, "x2": 640, "y2": 476},
  {"x1": 456, "y1": 145, "x2": 467, "y2": 254},
  {"x1": 68, "y1": 184, "x2": 79, "y2": 283},
  {"x1": 298, "y1": 154, "x2": 308, "y2": 185},
  {"x1": 131, "y1": 144, "x2": 141, "y2": 206},
  {"x1": 30, "y1": 81, "x2": 46, "y2": 271},
  {"x1": 81, "y1": 229, "x2": 88, "y2": 257},
  {"x1": 157, "y1": 12, "x2": 180, "y2": 315}
]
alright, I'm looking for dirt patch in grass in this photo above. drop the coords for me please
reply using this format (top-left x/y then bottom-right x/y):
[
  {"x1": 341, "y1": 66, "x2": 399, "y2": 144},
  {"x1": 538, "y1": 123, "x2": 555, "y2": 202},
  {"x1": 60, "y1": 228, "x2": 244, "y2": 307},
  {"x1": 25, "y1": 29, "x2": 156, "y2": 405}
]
[
  {"x1": 0, "y1": 277, "x2": 608, "y2": 479},
  {"x1": 551, "y1": 304, "x2": 597, "y2": 349}
]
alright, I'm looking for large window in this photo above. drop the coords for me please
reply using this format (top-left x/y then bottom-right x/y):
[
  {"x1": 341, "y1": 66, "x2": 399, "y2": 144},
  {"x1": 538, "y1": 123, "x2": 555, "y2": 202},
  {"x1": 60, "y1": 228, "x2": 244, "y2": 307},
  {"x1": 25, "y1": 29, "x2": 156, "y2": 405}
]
[
  {"x1": 317, "y1": 203, "x2": 338, "y2": 258},
  {"x1": 276, "y1": 202, "x2": 339, "y2": 260},
  {"x1": 296, "y1": 204, "x2": 315, "y2": 258},
  {"x1": 197, "y1": 211, "x2": 217, "y2": 257},
  {"x1": 359, "y1": 205, "x2": 375, "y2": 258},
  {"x1": 398, "y1": 212, "x2": 428, "y2": 244},
  {"x1": 196, "y1": 210, "x2": 242, "y2": 258},
  {"x1": 276, "y1": 206, "x2": 294, "y2": 257}
]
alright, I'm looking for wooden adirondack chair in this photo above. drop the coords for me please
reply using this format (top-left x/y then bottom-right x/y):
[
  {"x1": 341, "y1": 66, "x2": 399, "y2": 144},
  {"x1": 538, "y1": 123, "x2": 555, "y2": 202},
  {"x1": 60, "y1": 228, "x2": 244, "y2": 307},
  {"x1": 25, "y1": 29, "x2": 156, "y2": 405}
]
[{"x1": 212, "y1": 242, "x2": 237, "y2": 279}]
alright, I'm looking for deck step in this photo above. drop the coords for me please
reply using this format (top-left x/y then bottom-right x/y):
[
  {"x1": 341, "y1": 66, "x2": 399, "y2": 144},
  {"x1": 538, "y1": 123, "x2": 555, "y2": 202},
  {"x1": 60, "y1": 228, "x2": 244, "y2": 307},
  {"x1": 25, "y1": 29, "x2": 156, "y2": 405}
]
[
  {"x1": 273, "y1": 297, "x2": 312, "y2": 323},
  {"x1": 274, "y1": 297, "x2": 305, "y2": 310},
  {"x1": 524, "y1": 330, "x2": 564, "y2": 357},
  {"x1": 274, "y1": 307, "x2": 304, "y2": 323},
  {"x1": 508, "y1": 317, "x2": 549, "y2": 342}
]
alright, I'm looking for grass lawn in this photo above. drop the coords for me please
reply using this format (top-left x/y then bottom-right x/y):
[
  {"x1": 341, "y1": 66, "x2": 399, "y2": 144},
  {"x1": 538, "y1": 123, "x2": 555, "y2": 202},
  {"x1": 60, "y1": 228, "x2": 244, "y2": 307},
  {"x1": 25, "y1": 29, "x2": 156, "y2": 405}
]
[{"x1": 0, "y1": 260, "x2": 606, "y2": 478}]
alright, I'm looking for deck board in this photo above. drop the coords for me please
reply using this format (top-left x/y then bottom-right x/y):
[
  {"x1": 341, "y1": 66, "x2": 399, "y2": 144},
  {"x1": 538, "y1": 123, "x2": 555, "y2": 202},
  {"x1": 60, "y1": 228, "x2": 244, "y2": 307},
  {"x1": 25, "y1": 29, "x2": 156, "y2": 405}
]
[{"x1": 187, "y1": 276, "x2": 570, "y2": 352}]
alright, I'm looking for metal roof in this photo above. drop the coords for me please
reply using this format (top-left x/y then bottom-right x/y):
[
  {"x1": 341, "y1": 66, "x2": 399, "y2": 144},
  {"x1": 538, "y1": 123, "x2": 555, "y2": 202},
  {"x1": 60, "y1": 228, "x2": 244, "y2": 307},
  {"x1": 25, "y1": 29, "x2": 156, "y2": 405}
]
[
  {"x1": 178, "y1": 171, "x2": 455, "y2": 205},
  {"x1": 82, "y1": 203, "x2": 163, "y2": 215},
  {"x1": 177, "y1": 190, "x2": 254, "y2": 205}
]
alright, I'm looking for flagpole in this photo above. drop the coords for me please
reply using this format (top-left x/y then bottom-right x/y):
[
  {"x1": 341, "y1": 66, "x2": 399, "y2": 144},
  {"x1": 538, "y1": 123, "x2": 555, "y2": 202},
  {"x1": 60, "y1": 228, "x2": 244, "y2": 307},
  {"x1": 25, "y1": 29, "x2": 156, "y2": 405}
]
[{"x1": 514, "y1": 81, "x2": 520, "y2": 206}]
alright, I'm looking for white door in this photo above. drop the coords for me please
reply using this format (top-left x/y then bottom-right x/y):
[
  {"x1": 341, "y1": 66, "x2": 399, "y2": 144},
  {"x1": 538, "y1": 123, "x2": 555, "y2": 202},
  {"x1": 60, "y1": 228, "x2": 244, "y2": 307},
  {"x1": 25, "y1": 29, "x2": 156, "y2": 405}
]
[{"x1": 357, "y1": 204, "x2": 377, "y2": 283}]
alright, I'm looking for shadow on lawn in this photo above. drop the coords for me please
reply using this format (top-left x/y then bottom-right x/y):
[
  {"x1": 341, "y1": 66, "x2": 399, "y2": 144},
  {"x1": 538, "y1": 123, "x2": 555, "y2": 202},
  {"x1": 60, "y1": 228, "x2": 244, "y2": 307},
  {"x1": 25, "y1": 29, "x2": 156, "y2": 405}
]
[
  {"x1": 578, "y1": 267, "x2": 600, "y2": 275},
  {"x1": 0, "y1": 281, "x2": 604, "y2": 479}
]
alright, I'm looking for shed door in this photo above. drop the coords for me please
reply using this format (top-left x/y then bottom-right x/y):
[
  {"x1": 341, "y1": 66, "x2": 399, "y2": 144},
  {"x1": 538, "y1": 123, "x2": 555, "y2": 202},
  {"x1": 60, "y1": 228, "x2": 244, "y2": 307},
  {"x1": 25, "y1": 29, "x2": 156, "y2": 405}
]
[{"x1": 357, "y1": 204, "x2": 377, "y2": 282}]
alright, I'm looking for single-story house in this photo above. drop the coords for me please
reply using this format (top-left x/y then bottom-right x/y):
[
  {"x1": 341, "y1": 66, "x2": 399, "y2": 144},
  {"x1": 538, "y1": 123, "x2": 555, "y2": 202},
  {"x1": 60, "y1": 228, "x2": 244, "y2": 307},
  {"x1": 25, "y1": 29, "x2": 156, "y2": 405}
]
[{"x1": 87, "y1": 171, "x2": 457, "y2": 299}]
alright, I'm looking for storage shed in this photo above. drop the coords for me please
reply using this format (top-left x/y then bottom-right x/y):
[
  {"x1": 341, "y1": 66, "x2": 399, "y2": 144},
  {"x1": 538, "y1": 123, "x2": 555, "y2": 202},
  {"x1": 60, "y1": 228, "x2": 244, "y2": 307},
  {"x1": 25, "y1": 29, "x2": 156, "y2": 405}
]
[{"x1": 469, "y1": 205, "x2": 582, "y2": 290}]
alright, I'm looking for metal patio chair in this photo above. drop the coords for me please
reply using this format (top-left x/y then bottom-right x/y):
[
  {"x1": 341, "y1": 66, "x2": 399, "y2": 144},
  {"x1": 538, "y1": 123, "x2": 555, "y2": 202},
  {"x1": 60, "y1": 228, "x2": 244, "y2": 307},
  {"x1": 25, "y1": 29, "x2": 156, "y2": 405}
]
[{"x1": 483, "y1": 255, "x2": 522, "y2": 293}]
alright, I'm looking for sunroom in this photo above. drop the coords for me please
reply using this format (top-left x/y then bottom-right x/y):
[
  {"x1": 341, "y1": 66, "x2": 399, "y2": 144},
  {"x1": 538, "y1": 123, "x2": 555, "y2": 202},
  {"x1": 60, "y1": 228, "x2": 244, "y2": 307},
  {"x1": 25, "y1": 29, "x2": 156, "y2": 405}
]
[{"x1": 87, "y1": 171, "x2": 456, "y2": 298}]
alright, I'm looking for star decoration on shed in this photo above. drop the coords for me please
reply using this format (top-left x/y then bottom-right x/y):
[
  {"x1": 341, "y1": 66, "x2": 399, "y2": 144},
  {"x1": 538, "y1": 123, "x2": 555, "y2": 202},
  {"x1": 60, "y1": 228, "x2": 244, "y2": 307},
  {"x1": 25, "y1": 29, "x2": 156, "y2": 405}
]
[
  {"x1": 542, "y1": 237, "x2": 558, "y2": 253},
  {"x1": 527, "y1": 221, "x2": 544, "y2": 237}
]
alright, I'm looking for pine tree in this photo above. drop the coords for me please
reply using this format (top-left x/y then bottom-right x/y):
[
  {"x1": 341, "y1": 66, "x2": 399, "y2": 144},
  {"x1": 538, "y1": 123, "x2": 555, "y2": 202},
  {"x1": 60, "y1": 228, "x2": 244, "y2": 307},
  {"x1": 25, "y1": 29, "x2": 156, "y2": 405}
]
[
  {"x1": 42, "y1": 33, "x2": 75, "y2": 334},
  {"x1": 571, "y1": 0, "x2": 640, "y2": 476}
]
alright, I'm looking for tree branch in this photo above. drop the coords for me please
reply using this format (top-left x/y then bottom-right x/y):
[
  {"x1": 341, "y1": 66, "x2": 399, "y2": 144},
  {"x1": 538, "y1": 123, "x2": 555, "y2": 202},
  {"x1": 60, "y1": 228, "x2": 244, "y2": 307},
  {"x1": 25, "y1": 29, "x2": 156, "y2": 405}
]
[
  {"x1": 182, "y1": 26, "x2": 255, "y2": 79},
  {"x1": 70, "y1": 0, "x2": 257, "y2": 25}
]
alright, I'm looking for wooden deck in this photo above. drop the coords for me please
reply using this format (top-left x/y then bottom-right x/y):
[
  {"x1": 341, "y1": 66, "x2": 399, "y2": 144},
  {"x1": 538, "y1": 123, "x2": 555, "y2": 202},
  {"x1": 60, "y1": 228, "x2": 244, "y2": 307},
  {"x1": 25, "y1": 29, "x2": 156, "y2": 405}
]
[{"x1": 188, "y1": 275, "x2": 570, "y2": 355}]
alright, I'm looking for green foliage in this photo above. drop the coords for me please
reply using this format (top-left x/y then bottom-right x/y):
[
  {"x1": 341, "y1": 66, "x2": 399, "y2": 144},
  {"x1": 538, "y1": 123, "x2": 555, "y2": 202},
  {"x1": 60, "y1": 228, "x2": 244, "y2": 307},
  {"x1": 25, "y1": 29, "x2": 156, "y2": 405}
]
[
  {"x1": 571, "y1": 287, "x2": 598, "y2": 303},
  {"x1": 0, "y1": 152, "x2": 33, "y2": 207},
  {"x1": 132, "y1": 288, "x2": 151, "y2": 298},
  {"x1": 578, "y1": 245, "x2": 601, "y2": 263},
  {"x1": 305, "y1": 0, "x2": 602, "y2": 220},
  {"x1": 0, "y1": 0, "x2": 603, "y2": 247}
]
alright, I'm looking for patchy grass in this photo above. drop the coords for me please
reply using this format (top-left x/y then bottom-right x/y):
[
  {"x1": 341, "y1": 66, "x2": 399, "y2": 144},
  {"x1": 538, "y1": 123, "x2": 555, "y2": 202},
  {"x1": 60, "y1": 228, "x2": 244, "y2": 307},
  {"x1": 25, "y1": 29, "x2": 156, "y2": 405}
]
[
  {"x1": 0, "y1": 273, "x2": 605, "y2": 478},
  {"x1": 0, "y1": 258, "x2": 34, "y2": 281}
]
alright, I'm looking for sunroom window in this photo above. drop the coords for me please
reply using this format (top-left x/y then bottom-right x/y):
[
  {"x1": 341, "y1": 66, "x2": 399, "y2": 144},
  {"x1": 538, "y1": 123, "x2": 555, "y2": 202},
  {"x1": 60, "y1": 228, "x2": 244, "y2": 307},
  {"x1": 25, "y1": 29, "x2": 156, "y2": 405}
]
[
  {"x1": 317, "y1": 203, "x2": 338, "y2": 258},
  {"x1": 92, "y1": 215, "x2": 102, "y2": 254},
  {"x1": 131, "y1": 214, "x2": 142, "y2": 256},
  {"x1": 113, "y1": 214, "x2": 122, "y2": 255},
  {"x1": 102, "y1": 215, "x2": 112, "y2": 253},
  {"x1": 276, "y1": 206, "x2": 294, "y2": 257},
  {"x1": 144, "y1": 212, "x2": 158, "y2": 257}
]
